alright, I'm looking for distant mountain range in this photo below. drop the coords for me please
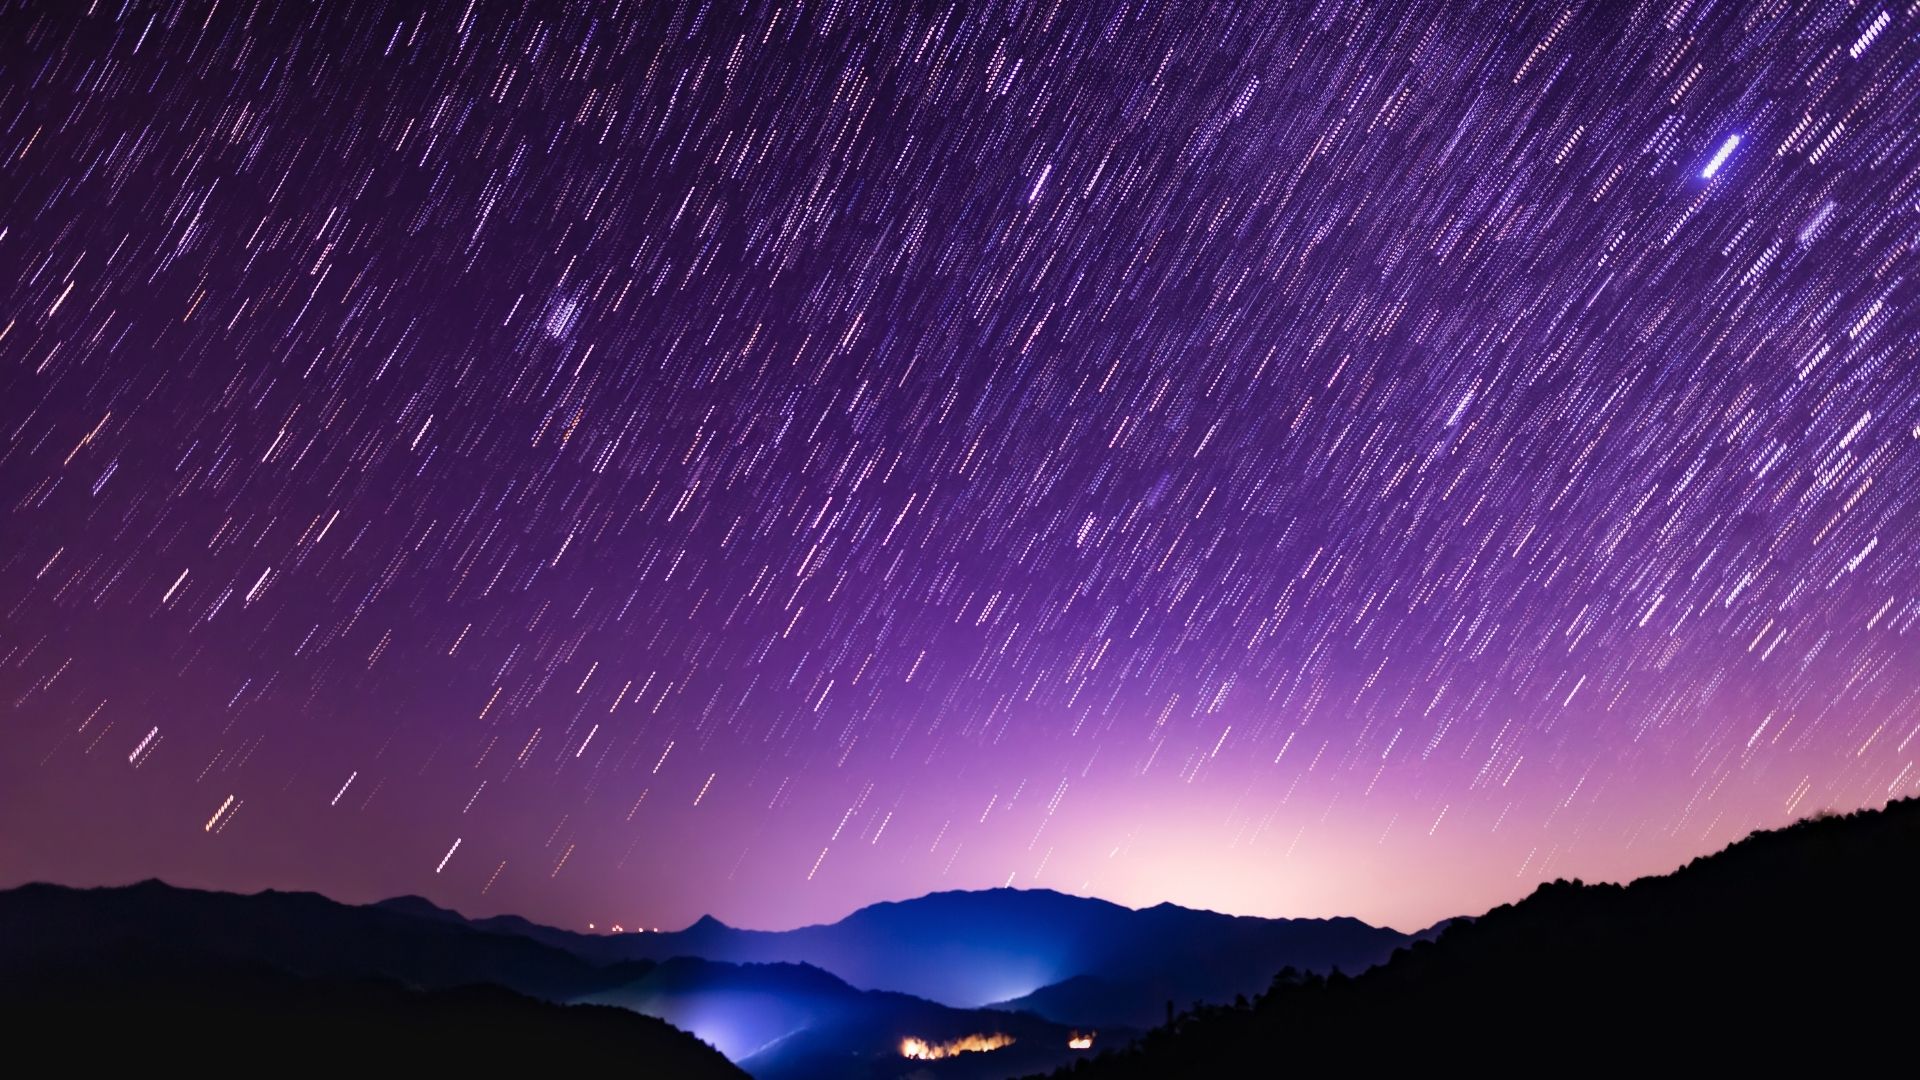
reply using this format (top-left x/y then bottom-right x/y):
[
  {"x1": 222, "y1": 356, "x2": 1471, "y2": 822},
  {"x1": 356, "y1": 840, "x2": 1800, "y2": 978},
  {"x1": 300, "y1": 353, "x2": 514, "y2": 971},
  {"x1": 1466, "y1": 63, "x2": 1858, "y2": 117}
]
[
  {"x1": 1033, "y1": 798, "x2": 1920, "y2": 1074},
  {"x1": 0, "y1": 879, "x2": 1101, "y2": 1077},
  {"x1": 0, "y1": 876, "x2": 1423, "y2": 1076},
  {"x1": 384, "y1": 884, "x2": 1426, "y2": 1027},
  {"x1": 0, "y1": 878, "x2": 654, "y2": 999},
  {"x1": 8, "y1": 799, "x2": 1915, "y2": 1074}
]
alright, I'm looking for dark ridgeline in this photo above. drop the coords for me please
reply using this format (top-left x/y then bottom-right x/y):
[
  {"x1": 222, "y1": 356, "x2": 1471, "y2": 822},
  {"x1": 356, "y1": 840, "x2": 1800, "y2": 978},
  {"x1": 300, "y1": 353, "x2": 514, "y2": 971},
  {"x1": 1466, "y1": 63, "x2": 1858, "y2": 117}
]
[
  {"x1": 1032, "y1": 798, "x2": 1920, "y2": 1075},
  {"x1": 0, "y1": 879, "x2": 1101, "y2": 1077},
  {"x1": 0, "y1": 880, "x2": 741, "y2": 1074},
  {"x1": 7, "y1": 798, "x2": 1914, "y2": 1075},
  {"x1": 11, "y1": 964, "x2": 746, "y2": 1073},
  {"x1": 0, "y1": 877, "x2": 657, "y2": 998},
  {"x1": 403, "y1": 884, "x2": 1420, "y2": 1021}
]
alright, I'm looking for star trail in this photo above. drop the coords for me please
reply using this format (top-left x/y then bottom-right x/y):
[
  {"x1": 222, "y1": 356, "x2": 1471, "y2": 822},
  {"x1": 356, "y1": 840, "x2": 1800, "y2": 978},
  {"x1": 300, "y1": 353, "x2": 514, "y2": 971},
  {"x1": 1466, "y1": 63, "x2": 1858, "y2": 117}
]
[{"x1": 2, "y1": 0, "x2": 1917, "y2": 935}]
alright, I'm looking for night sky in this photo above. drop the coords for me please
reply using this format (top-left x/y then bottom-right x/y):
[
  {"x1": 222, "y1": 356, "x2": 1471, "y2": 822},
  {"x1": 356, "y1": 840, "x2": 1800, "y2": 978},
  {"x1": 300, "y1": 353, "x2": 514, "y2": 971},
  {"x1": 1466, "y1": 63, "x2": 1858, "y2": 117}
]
[{"x1": 2, "y1": 0, "x2": 1917, "y2": 936}]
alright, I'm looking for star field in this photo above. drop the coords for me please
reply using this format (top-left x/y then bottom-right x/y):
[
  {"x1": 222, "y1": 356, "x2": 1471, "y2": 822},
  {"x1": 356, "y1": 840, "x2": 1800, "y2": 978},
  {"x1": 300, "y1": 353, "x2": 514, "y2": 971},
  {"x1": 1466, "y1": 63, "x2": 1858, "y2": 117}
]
[{"x1": 2, "y1": 0, "x2": 1918, "y2": 933}]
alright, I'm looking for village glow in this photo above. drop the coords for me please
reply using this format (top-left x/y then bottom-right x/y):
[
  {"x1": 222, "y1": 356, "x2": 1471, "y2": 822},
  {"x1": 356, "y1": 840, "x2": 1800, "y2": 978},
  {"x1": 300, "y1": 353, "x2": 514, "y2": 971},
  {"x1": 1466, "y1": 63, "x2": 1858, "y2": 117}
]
[{"x1": 899, "y1": 1033, "x2": 1016, "y2": 1060}]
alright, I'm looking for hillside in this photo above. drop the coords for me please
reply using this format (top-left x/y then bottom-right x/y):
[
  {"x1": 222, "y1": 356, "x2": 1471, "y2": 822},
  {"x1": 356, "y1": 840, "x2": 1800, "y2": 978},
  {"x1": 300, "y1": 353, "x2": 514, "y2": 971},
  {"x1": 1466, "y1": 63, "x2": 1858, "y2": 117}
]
[
  {"x1": 1040, "y1": 799, "x2": 1920, "y2": 1074},
  {"x1": 0, "y1": 880, "x2": 739, "y2": 1074},
  {"x1": 0, "y1": 879, "x2": 653, "y2": 999},
  {"x1": 580, "y1": 955, "x2": 1116, "y2": 1078},
  {"x1": 6, "y1": 955, "x2": 745, "y2": 1073},
  {"x1": 0, "y1": 879, "x2": 1111, "y2": 1077},
  {"x1": 395, "y1": 885, "x2": 1414, "y2": 1021}
]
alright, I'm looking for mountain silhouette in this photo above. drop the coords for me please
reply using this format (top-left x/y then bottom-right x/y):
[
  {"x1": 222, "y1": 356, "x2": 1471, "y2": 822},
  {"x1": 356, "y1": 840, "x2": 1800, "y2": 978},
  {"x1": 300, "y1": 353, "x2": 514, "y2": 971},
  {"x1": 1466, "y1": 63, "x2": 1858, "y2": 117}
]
[
  {"x1": 0, "y1": 879, "x2": 1111, "y2": 1077},
  {"x1": 0, "y1": 879, "x2": 653, "y2": 999},
  {"x1": 1033, "y1": 799, "x2": 1920, "y2": 1074},
  {"x1": 444, "y1": 885, "x2": 1415, "y2": 1021},
  {"x1": 9, "y1": 957, "x2": 746, "y2": 1073},
  {"x1": 0, "y1": 883, "x2": 739, "y2": 1074},
  {"x1": 987, "y1": 903, "x2": 1452, "y2": 1028},
  {"x1": 992, "y1": 975, "x2": 1157, "y2": 1029}
]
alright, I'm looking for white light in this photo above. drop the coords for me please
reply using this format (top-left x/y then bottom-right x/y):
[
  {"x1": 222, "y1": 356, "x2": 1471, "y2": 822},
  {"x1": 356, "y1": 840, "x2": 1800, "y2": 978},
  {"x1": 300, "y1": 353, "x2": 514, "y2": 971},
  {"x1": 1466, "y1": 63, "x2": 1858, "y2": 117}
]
[
  {"x1": 1701, "y1": 134, "x2": 1740, "y2": 179},
  {"x1": 1850, "y1": 11, "x2": 1890, "y2": 58}
]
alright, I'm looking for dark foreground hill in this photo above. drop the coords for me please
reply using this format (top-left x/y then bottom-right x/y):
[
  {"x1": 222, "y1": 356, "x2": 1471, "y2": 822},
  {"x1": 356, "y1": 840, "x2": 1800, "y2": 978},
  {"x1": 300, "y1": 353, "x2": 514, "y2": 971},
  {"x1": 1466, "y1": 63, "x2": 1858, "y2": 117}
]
[
  {"x1": 1038, "y1": 799, "x2": 1920, "y2": 1075},
  {"x1": 6, "y1": 954, "x2": 745, "y2": 1073},
  {"x1": 0, "y1": 880, "x2": 741, "y2": 1075}
]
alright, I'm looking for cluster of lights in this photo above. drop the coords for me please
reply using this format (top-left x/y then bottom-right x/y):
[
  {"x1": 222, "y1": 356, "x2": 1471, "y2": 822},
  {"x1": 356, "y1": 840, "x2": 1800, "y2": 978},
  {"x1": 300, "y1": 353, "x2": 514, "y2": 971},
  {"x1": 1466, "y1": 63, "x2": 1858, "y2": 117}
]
[{"x1": 898, "y1": 1033, "x2": 1015, "y2": 1060}]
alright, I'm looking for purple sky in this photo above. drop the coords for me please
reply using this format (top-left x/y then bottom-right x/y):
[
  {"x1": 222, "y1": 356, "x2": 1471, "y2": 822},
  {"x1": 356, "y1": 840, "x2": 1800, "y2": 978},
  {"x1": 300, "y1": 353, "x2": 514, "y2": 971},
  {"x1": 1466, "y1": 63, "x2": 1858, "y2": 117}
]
[{"x1": 3, "y1": 0, "x2": 1917, "y2": 935}]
